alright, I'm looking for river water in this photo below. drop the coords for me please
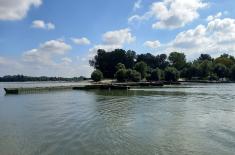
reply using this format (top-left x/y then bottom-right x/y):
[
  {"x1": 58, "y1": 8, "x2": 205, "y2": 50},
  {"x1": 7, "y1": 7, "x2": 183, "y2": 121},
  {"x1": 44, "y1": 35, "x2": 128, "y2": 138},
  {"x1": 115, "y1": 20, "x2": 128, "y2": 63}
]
[{"x1": 0, "y1": 82, "x2": 235, "y2": 155}]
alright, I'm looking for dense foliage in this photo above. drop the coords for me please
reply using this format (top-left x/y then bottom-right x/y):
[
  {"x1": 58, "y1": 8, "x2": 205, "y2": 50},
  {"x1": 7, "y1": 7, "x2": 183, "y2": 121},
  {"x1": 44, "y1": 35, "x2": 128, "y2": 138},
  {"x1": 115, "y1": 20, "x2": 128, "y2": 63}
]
[
  {"x1": 90, "y1": 49, "x2": 235, "y2": 82},
  {"x1": 164, "y1": 67, "x2": 180, "y2": 82},
  {"x1": 150, "y1": 68, "x2": 162, "y2": 81},
  {"x1": 0, "y1": 75, "x2": 86, "y2": 82},
  {"x1": 91, "y1": 70, "x2": 103, "y2": 82}
]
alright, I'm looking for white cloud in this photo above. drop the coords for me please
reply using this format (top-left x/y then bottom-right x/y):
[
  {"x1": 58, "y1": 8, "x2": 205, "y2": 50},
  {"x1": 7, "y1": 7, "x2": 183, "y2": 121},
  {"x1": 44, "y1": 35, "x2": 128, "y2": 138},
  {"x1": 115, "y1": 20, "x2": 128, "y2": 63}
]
[
  {"x1": 128, "y1": 14, "x2": 147, "y2": 23},
  {"x1": 207, "y1": 12, "x2": 222, "y2": 21},
  {"x1": 88, "y1": 28, "x2": 135, "y2": 57},
  {"x1": 102, "y1": 28, "x2": 135, "y2": 45},
  {"x1": 0, "y1": 43, "x2": 93, "y2": 77},
  {"x1": 71, "y1": 37, "x2": 91, "y2": 45},
  {"x1": 32, "y1": 20, "x2": 55, "y2": 30},
  {"x1": 129, "y1": 0, "x2": 208, "y2": 29},
  {"x1": 61, "y1": 57, "x2": 72, "y2": 65},
  {"x1": 144, "y1": 40, "x2": 161, "y2": 49},
  {"x1": 23, "y1": 39, "x2": 71, "y2": 66},
  {"x1": 163, "y1": 18, "x2": 235, "y2": 58},
  {"x1": 0, "y1": 0, "x2": 42, "y2": 20},
  {"x1": 133, "y1": 0, "x2": 142, "y2": 11}
]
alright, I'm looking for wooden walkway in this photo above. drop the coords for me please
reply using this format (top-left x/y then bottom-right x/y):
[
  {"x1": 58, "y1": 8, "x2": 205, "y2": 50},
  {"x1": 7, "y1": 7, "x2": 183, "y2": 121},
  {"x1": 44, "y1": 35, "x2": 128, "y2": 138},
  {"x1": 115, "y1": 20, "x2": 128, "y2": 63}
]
[{"x1": 4, "y1": 84, "x2": 130, "y2": 94}]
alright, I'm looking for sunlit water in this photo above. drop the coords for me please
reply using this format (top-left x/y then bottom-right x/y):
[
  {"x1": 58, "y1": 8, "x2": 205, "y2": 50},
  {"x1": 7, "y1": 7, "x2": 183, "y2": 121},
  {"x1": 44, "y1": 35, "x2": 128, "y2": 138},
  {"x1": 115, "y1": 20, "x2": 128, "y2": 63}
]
[{"x1": 0, "y1": 82, "x2": 235, "y2": 155}]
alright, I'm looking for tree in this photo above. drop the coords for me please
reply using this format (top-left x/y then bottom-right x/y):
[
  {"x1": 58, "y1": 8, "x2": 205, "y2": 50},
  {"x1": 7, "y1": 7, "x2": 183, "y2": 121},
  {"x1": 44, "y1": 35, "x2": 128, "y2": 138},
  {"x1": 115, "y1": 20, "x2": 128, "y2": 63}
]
[
  {"x1": 198, "y1": 60, "x2": 213, "y2": 78},
  {"x1": 91, "y1": 70, "x2": 103, "y2": 82},
  {"x1": 115, "y1": 69, "x2": 127, "y2": 82},
  {"x1": 164, "y1": 67, "x2": 180, "y2": 81},
  {"x1": 156, "y1": 54, "x2": 169, "y2": 69},
  {"x1": 126, "y1": 50, "x2": 136, "y2": 69},
  {"x1": 126, "y1": 69, "x2": 133, "y2": 81},
  {"x1": 213, "y1": 63, "x2": 228, "y2": 78},
  {"x1": 89, "y1": 49, "x2": 136, "y2": 78},
  {"x1": 230, "y1": 65, "x2": 235, "y2": 81},
  {"x1": 198, "y1": 54, "x2": 213, "y2": 61},
  {"x1": 215, "y1": 55, "x2": 235, "y2": 68},
  {"x1": 181, "y1": 63, "x2": 200, "y2": 80},
  {"x1": 134, "y1": 61, "x2": 148, "y2": 79},
  {"x1": 130, "y1": 70, "x2": 141, "y2": 82},
  {"x1": 168, "y1": 52, "x2": 186, "y2": 70},
  {"x1": 208, "y1": 73, "x2": 218, "y2": 81},
  {"x1": 115, "y1": 63, "x2": 126, "y2": 71},
  {"x1": 150, "y1": 68, "x2": 161, "y2": 81},
  {"x1": 137, "y1": 53, "x2": 156, "y2": 69}
]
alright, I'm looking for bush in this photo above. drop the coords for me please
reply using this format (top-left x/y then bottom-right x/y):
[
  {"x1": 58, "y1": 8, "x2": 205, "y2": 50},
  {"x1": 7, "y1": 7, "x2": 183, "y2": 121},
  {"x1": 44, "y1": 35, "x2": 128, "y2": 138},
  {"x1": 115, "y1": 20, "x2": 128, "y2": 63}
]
[
  {"x1": 115, "y1": 63, "x2": 126, "y2": 71},
  {"x1": 150, "y1": 68, "x2": 161, "y2": 81},
  {"x1": 213, "y1": 63, "x2": 228, "y2": 78},
  {"x1": 164, "y1": 67, "x2": 180, "y2": 81},
  {"x1": 126, "y1": 69, "x2": 133, "y2": 81},
  {"x1": 230, "y1": 65, "x2": 235, "y2": 81},
  {"x1": 91, "y1": 70, "x2": 103, "y2": 82},
  {"x1": 130, "y1": 70, "x2": 141, "y2": 82},
  {"x1": 115, "y1": 69, "x2": 127, "y2": 82},
  {"x1": 134, "y1": 61, "x2": 147, "y2": 79},
  {"x1": 208, "y1": 73, "x2": 218, "y2": 81}
]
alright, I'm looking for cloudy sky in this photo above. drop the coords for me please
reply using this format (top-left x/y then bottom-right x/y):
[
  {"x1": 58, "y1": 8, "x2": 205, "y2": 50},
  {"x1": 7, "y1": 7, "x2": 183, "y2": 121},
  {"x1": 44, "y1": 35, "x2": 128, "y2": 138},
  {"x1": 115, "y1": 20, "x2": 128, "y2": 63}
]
[{"x1": 0, "y1": 0, "x2": 235, "y2": 77}]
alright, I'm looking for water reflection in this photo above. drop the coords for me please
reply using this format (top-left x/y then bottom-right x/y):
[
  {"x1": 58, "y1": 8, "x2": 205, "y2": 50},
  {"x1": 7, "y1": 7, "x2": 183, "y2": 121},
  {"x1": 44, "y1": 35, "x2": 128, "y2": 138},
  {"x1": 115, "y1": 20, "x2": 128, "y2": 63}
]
[{"x1": 0, "y1": 83, "x2": 235, "y2": 155}]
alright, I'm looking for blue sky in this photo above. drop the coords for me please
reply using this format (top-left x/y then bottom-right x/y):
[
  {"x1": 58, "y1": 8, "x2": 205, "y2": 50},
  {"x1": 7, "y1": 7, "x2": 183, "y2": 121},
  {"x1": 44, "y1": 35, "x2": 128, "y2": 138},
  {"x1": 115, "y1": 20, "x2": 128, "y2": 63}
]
[{"x1": 0, "y1": 0, "x2": 235, "y2": 77}]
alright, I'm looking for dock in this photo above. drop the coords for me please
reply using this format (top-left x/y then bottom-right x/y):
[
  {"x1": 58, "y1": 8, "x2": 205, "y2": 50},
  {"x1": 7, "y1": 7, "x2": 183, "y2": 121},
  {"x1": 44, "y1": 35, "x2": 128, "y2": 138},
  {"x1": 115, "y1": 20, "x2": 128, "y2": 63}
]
[
  {"x1": 3, "y1": 81, "x2": 177, "y2": 94},
  {"x1": 4, "y1": 84, "x2": 130, "y2": 94}
]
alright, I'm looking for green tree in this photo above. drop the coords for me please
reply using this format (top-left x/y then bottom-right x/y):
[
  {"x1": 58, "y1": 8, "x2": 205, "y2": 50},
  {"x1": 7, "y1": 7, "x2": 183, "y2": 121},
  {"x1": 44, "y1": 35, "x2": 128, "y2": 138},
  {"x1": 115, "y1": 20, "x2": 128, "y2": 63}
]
[
  {"x1": 213, "y1": 63, "x2": 228, "y2": 78},
  {"x1": 150, "y1": 68, "x2": 161, "y2": 81},
  {"x1": 134, "y1": 61, "x2": 148, "y2": 79},
  {"x1": 198, "y1": 60, "x2": 213, "y2": 78},
  {"x1": 181, "y1": 63, "x2": 200, "y2": 80},
  {"x1": 230, "y1": 65, "x2": 235, "y2": 81},
  {"x1": 137, "y1": 53, "x2": 156, "y2": 69},
  {"x1": 156, "y1": 54, "x2": 169, "y2": 69},
  {"x1": 168, "y1": 52, "x2": 186, "y2": 70},
  {"x1": 115, "y1": 69, "x2": 127, "y2": 82},
  {"x1": 215, "y1": 55, "x2": 235, "y2": 68},
  {"x1": 89, "y1": 49, "x2": 136, "y2": 78},
  {"x1": 208, "y1": 73, "x2": 218, "y2": 81},
  {"x1": 164, "y1": 67, "x2": 180, "y2": 82},
  {"x1": 130, "y1": 70, "x2": 141, "y2": 82},
  {"x1": 115, "y1": 63, "x2": 126, "y2": 71},
  {"x1": 91, "y1": 70, "x2": 103, "y2": 82},
  {"x1": 197, "y1": 54, "x2": 213, "y2": 62},
  {"x1": 126, "y1": 69, "x2": 133, "y2": 81}
]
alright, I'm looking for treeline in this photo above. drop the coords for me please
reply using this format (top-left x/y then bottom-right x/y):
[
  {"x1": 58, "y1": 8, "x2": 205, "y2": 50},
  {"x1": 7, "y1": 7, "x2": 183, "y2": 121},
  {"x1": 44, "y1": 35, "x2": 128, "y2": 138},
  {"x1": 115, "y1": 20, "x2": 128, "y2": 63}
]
[
  {"x1": 0, "y1": 75, "x2": 86, "y2": 82},
  {"x1": 89, "y1": 49, "x2": 235, "y2": 82}
]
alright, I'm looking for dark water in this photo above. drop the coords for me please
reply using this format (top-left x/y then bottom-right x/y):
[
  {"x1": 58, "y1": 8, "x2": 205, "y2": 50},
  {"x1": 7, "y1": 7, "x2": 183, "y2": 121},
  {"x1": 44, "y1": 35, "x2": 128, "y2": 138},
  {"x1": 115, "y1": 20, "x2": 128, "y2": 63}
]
[{"x1": 0, "y1": 82, "x2": 235, "y2": 155}]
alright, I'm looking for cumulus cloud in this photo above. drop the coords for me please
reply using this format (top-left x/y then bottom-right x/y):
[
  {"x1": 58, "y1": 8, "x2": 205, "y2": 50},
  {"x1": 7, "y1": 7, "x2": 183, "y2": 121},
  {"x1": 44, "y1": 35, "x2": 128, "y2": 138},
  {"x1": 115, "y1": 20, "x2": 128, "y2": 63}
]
[
  {"x1": 129, "y1": 0, "x2": 208, "y2": 29},
  {"x1": 0, "y1": 0, "x2": 42, "y2": 20},
  {"x1": 71, "y1": 37, "x2": 91, "y2": 45},
  {"x1": 23, "y1": 39, "x2": 72, "y2": 66},
  {"x1": 89, "y1": 28, "x2": 135, "y2": 57},
  {"x1": 32, "y1": 20, "x2": 55, "y2": 30},
  {"x1": 61, "y1": 57, "x2": 72, "y2": 65},
  {"x1": 163, "y1": 18, "x2": 235, "y2": 58},
  {"x1": 144, "y1": 40, "x2": 161, "y2": 49},
  {"x1": 102, "y1": 28, "x2": 135, "y2": 45},
  {"x1": 207, "y1": 12, "x2": 222, "y2": 21}
]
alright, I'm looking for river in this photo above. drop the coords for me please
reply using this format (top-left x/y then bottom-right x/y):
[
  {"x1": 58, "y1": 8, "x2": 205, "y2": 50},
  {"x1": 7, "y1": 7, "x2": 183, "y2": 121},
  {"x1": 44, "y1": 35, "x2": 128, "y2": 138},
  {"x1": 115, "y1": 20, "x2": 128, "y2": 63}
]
[{"x1": 0, "y1": 82, "x2": 235, "y2": 155}]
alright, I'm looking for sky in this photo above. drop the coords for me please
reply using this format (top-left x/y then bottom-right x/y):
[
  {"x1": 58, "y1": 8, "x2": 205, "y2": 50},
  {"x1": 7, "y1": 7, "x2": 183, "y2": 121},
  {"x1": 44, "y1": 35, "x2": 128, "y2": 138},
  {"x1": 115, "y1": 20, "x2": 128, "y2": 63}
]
[{"x1": 0, "y1": 0, "x2": 235, "y2": 77}]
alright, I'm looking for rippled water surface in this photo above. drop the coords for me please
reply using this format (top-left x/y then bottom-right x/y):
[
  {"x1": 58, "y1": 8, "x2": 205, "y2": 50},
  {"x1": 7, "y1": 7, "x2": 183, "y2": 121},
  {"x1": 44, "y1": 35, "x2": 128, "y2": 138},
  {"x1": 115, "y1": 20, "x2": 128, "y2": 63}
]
[{"x1": 0, "y1": 82, "x2": 235, "y2": 155}]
